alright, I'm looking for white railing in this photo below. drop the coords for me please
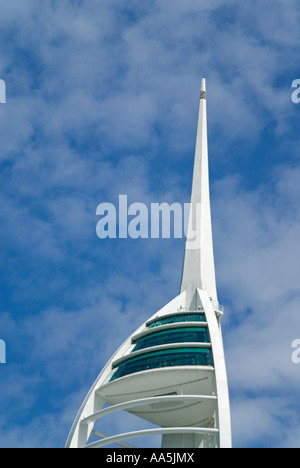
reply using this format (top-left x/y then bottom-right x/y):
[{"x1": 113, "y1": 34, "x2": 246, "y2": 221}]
[
  {"x1": 85, "y1": 426, "x2": 219, "y2": 449},
  {"x1": 79, "y1": 395, "x2": 218, "y2": 449}
]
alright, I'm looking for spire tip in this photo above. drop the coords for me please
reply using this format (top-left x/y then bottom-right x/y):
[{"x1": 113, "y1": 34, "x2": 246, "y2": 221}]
[{"x1": 200, "y1": 78, "x2": 206, "y2": 100}]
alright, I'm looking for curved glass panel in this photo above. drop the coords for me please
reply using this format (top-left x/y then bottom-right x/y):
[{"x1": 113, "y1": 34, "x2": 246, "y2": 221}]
[
  {"x1": 132, "y1": 327, "x2": 210, "y2": 351},
  {"x1": 147, "y1": 313, "x2": 206, "y2": 329},
  {"x1": 110, "y1": 347, "x2": 213, "y2": 382}
]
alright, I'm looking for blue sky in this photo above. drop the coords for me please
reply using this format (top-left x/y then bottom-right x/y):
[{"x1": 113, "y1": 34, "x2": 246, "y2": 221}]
[{"x1": 1, "y1": 0, "x2": 300, "y2": 448}]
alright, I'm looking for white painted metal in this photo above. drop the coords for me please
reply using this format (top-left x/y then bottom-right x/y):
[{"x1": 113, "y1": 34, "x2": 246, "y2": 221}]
[
  {"x1": 92, "y1": 431, "x2": 136, "y2": 448},
  {"x1": 85, "y1": 427, "x2": 219, "y2": 449},
  {"x1": 82, "y1": 395, "x2": 217, "y2": 425},
  {"x1": 66, "y1": 79, "x2": 232, "y2": 449},
  {"x1": 181, "y1": 79, "x2": 217, "y2": 304},
  {"x1": 198, "y1": 289, "x2": 231, "y2": 448}
]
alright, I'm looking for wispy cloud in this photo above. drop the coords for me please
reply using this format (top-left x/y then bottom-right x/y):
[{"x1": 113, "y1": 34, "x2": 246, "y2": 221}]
[{"x1": 0, "y1": 0, "x2": 300, "y2": 448}]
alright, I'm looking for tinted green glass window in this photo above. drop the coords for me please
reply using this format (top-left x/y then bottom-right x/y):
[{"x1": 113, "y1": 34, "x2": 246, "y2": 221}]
[
  {"x1": 148, "y1": 313, "x2": 206, "y2": 328},
  {"x1": 110, "y1": 347, "x2": 213, "y2": 382},
  {"x1": 133, "y1": 327, "x2": 210, "y2": 351}
]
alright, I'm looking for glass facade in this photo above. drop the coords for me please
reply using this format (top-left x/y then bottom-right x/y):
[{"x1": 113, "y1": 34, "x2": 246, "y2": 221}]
[
  {"x1": 132, "y1": 327, "x2": 210, "y2": 351},
  {"x1": 147, "y1": 313, "x2": 206, "y2": 329},
  {"x1": 110, "y1": 347, "x2": 214, "y2": 382}
]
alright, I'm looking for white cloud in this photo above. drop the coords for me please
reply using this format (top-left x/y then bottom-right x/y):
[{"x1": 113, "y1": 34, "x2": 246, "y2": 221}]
[
  {"x1": 212, "y1": 164, "x2": 300, "y2": 447},
  {"x1": 0, "y1": 0, "x2": 300, "y2": 449}
]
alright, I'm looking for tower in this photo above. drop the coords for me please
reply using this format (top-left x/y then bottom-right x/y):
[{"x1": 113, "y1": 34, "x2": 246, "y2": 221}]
[{"x1": 66, "y1": 79, "x2": 232, "y2": 449}]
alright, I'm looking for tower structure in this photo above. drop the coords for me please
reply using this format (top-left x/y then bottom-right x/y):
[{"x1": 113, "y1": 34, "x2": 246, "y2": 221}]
[{"x1": 66, "y1": 79, "x2": 232, "y2": 449}]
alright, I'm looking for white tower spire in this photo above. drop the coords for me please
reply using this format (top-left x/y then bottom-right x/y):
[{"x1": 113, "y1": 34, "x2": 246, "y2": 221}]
[
  {"x1": 181, "y1": 78, "x2": 217, "y2": 303},
  {"x1": 66, "y1": 79, "x2": 232, "y2": 450}
]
